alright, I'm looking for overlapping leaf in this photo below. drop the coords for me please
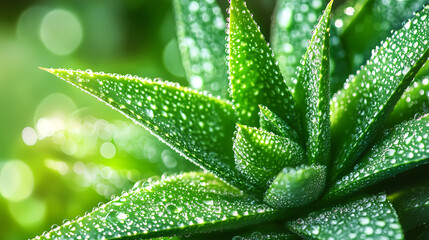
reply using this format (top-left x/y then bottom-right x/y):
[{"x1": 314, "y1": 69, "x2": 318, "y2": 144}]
[
  {"x1": 258, "y1": 105, "x2": 299, "y2": 142},
  {"x1": 386, "y1": 75, "x2": 429, "y2": 128},
  {"x1": 293, "y1": 1, "x2": 331, "y2": 166},
  {"x1": 337, "y1": 0, "x2": 428, "y2": 70},
  {"x1": 173, "y1": 0, "x2": 228, "y2": 97},
  {"x1": 389, "y1": 183, "x2": 429, "y2": 231},
  {"x1": 228, "y1": 0, "x2": 300, "y2": 130},
  {"x1": 34, "y1": 172, "x2": 280, "y2": 240},
  {"x1": 233, "y1": 124, "x2": 305, "y2": 193},
  {"x1": 264, "y1": 165, "x2": 326, "y2": 209},
  {"x1": 287, "y1": 194, "x2": 404, "y2": 239},
  {"x1": 330, "y1": 6, "x2": 429, "y2": 179},
  {"x1": 270, "y1": 0, "x2": 325, "y2": 89},
  {"x1": 41, "y1": 69, "x2": 257, "y2": 191},
  {"x1": 325, "y1": 115, "x2": 429, "y2": 200}
]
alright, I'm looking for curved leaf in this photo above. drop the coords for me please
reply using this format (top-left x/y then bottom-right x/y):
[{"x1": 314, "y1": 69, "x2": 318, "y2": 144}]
[
  {"x1": 330, "y1": 6, "x2": 429, "y2": 180},
  {"x1": 228, "y1": 0, "x2": 301, "y2": 130},
  {"x1": 287, "y1": 193, "x2": 404, "y2": 239},
  {"x1": 233, "y1": 124, "x2": 306, "y2": 193},
  {"x1": 389, "y1": 182, "x2": 429, "y2": 231},
  {"x1": 294, "y1": 1, "x2": 332, "y2": 166},
  {"x1": 173, "y1": 0, "x2": 228, "y2": 97},
  {"x1": 264, "y1": 165, "x2": 326, "y2": 209},
  {"x1": 41, "y1": 68, "x2": 257, "y2": 191},
  {"x1": 35, "y1": 172, "x2": 280, "y2": 240},
  {"x1": 337, "y1": 0, "x2": 428, "y2": 70},
  {"x1": 270, "y1": 0, "x2": 325, "y2": 89},
  {"x1": 325, "y1": 115, "x2": 429, "y2": 201},
  {"x1": 386, "y1": 75, "x2": 429, "y2": 128},
  {"x1": 258, "y1": 105, "x2": 299, "y2": 143}
]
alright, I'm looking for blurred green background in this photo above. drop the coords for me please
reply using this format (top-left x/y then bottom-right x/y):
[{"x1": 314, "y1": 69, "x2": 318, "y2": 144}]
[{"x1": 0, "y1": 0, "x2": 275, "y2": 239}]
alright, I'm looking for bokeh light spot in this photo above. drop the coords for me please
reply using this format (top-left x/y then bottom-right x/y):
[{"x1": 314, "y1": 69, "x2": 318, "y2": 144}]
[
  {"x1": 0, "y1": 160, "x2": 34, "y2": 201},
  {"x1": 100, "y1": 142, "x2": 116, "y2": 159},
  {"x1": 22, "y1": 127, "x2": 38, "y2": 146},
  {"x1": 40, "y1": 9, "x2": 83, "y2": 55}
]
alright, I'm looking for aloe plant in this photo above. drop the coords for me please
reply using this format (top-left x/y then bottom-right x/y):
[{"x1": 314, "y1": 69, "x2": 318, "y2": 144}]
[{"x1": 34, "y1": 0, "x2": 429, "y2": 239}]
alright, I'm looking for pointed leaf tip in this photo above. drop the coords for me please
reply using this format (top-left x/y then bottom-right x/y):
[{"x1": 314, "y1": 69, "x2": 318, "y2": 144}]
[
  {"x1": 44, "y1": 68, "x2": 264, "y2": 192},
  {"x1": 228, "y1": 0, "x2": 301, "y2": 131},
  {"x1": 293, "y1": 0, "x2": 332, "y2": 166}
]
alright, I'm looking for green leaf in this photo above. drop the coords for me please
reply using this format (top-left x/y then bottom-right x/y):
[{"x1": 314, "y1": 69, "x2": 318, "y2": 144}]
[
  {"x1": 41, "y1": 68, "x2": 256, "y2": 191},
  {"x1": 293, "y1": 1, "x2": 332, "y2": 166},
  {"x1": 325, "y1": 115, "x2": 429, "y2": 201},
  {"x1": 258, "y1": 105, "x2": 299, "y2": 143},
  {"x1": 386, "y1": 75, "x2": 429, "y2": 128},
  {"x1": 270, "y1": 0, "x2": 325, "y2": 89},
  {"x1": 264, "y1": 164, "x2": 326, "y2": 209},
  {"x1": 330, "y1": 7, "x2": 429, "y2": 180},
  {"x1": 173, "y1": 0, "x2": 229, "y2": 97},
  {"x1": 337, "y1": 0, "x2": 428, "y2": 70},
  {"x1": 35, "y1": 172, "x2": 280, "y2": 240},
  {"x1": 287, "y1": 193, "x2": 404, "y2": 239},
  {"x1": 233, "y1": 124, "x2": 306, "y2": 193},
  {"x1": 228, "y1": 0, "x2": 301, "y2": 130},
  {"x1": 233, "y1": 231, "x2": 301, "y2": 240},
  {"x1": 389, "y1": 183, "x2": 429, "y2": 231}
]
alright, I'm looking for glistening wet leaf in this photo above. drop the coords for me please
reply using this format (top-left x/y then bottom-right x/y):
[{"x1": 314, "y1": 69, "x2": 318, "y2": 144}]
[
  {"x1": 174, "y1": 0, "x2": 229, "y2": 97},
  {"x1": 330, "y1": 6, "x2": 429, "y2": 180},
  {"x1": 326, "y1": 115, "x2": 429, "y2": 201},
  {"x1": 228, "y1": 0, "x2": 300, "y2": 130},
  {"x1": 287, "y1": 193, "x2": 404, "y2": 240},
  {"x1": 35, "y1": 172, "x2": 279, "y2": 239},
  {"x1": 293, "y1": 1, "x2": 332, "y2": 166}
]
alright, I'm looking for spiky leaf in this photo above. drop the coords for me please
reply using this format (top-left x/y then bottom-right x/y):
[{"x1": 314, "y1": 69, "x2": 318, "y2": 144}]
[
  {"x1": 35, "y1": 172, "x2": 280, "y2": 239},
  {"x1": 389, "y1": 183, "x2": 429, "y2": 231},
  {"x1": 326, "y1": 115, "x2": 429, "y2": 201},
  {"x1": 330, "y1": 7, "x2": 429, "y2": 179},
  {"x1": 270, "y1": 0, "x2": 325, "y2": 89},
  {"x1": 234, "y1": 124, "x2": 306, "y2": 192},
  {"x1": 264, "y1": 165, "x2": 326, "y2": 209},
  {"x1": 41, "y1": 68, "x2": 259, "y2": 191},
  {"x1": 386, "y1": 75, "x2": 429, "y2": 128},
  {"x1": 287, "y1": 194, "x2": 404, "y2": 239},
  {"x1": 228, "y1": 0, "x2": 300, "y2": 129},
  {"x1": 173, "y1": 0, "x2": 228, "y2": 97},
  {"x1": 294, "y1": 1, "x2": 331, "y2": 166},
  {"x1": 258, "y1": 105, "x2": 299, "y2": 142}
]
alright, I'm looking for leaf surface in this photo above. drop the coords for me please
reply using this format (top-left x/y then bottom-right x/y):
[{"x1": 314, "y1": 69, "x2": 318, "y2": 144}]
[
  {"x1": 386, "y1": 75, "x2": 429, "y2": 128},
  {"x1": 233, "y1": 124, "x2": 306, "y2": 193},
  {"x1": 326, "y1": 115, "x2": 429, "y2": 201},
  {"x1": 35, "y1": 172, "x2": 280, "y2": 240},
  {"x1": 234, "y1": 231, "x2": 301, "y2": 240},
  {"x1": 270, "y1": 0, "x2": 325, "y2": 89},
  {"x1": 258, "y1": 105, "x2": 299, "y2": 142},
  {"x1": 389, "y1": 183, "x2": 429, "y2": 231},
  {"x1": 293, "y1": 1, "x2": 332, "y2": 166},
  {"x1": 41, "y1": 69, "x2": 257, "y2": 191},
  {"x1": 330, "y1": 7, "x2": 429, "y2": 180},
  {"x1": 337, "y1": 0, "x2": 428, "y2": 70},
  {"x1": 228, "y1": 0, "x2": 300, "y2": 129},
  {"x1": 287, "y1": 194, "x2": 404, "y2": 239},
  {"x1": 264, "y1": 165, "x2": 326, "y2": 209},
  {"x1": 173, "y1": 0, "x2": 228, "y2": 97}
]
